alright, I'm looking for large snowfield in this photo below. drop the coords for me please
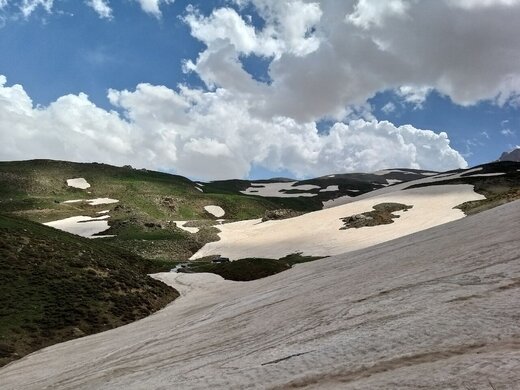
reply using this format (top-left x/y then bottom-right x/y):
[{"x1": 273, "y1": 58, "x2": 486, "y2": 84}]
[
  {"x1": 192, "y1": 184, "x2": 484, "y2": 260},
  {"x1": 1, "y1": 201, "x2": 518, "y2": 389}
]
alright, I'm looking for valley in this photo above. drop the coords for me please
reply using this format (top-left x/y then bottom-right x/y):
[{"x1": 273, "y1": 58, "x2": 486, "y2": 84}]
[{"x1": 0, "y1": 158, "x2": 519, "y2": 387}]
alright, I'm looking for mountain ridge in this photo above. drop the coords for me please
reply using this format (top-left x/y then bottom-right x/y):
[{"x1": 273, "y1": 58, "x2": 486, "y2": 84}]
[{"x1": 498, "y1": 147, "x2": 520, "y2": 162}]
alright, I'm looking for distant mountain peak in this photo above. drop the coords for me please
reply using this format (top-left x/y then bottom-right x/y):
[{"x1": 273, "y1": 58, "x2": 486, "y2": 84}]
[{"x1": 498, "y1": 148, "x2": 520, "y2": 162}]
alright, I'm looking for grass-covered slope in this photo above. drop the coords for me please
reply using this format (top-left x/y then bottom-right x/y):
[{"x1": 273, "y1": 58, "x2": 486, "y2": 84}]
[
  {"x1": 0, "y1": 160, "x2": 435, "y2": 263},
  {"x1": 177, "y1": 253, "x2": 326, "y2": 281},
  {"x1": 0, "y1": 214, "x2": 178, "y2": 367},
  {"x1": 0, "y1": 159, "x2": 287, "y2": 220},
  {"x1": 0, "y1": 159, "x2": 316, "y2": 261}
]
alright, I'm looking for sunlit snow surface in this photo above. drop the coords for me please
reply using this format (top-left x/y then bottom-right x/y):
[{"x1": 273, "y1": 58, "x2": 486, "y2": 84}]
[
  {"x1": 44, "y1": 215, "x2": 112, "y2": 238},
  {"x1": 66, "y1": 178, "x2": 91, "y2": 189},
  {"x1": 204, "y1": 205, "x2": 225, "y2": 217}
]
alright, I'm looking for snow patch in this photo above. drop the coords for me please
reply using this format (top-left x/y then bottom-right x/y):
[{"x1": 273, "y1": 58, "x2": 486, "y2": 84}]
[
  {"x1": 467, "y1": 172, "x2": 506, "y2": 177},
  {"x1": 87, "y1": 198, "x2": 119, "y2": 206},
  {"x1": 193, "y1": 184, "x2": 485, "y2": 260},
  {"x1": 44, "y1": 215, "x2": 111, "y2": 238},
  {"x1": 374, "y1": 169, "x2": 438, "y2": 176},
  {"x1": 241, "y1": 182, "x2": 320, "y2": 197},
  {"x1": 66, "y1": 178, "x2": 90, "y2": 189},
  {"x1": 413, "y1": 167, "x2": 483, "y2": 184},
  {"x1": 319, "y1": 185, "x2": 339, "y2": 192},
  {"x1": 373, "y1": 169, "x2": 412, "y2": 176},
  {"x1": 62, "y1": 198, "x2": 119, "y2": 206},
  {"x1": 204, "y1": 205, "x2": 225, "y2": 218}
]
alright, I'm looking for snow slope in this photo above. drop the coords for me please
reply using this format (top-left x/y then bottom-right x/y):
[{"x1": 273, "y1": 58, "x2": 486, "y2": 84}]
[
  {"x1": 321, "y1": 167, "x2": 494, "y2": 208},
  {"x1": 192, "y1": 184, "x2": 484, "y2": 260},
  {"x1": 1, "y1": 201, "x2": 518, "y2": 389}
]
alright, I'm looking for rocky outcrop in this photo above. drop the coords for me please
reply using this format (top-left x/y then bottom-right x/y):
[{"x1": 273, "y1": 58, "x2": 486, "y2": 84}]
[
  {"x1": 340, "y1": 203, "x2": 413, "y2": 229},
  {"x1": 160, "y1": 196, "x2": 177, "y2": 211},
  {"x1": 262, "y1": 209, "x2": 304, "y2": 222}
]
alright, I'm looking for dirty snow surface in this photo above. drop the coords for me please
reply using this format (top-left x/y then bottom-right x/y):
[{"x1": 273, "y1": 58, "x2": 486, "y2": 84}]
[
  {"x1": 204, "y1": 205, "x2": 225, "y2": 217},
  {"x1": 2, "y1": 201, "x2": 519, "y2": 389},
  {"x1": 66, "y1": 178, "x2": 90, "y2": 189},
  {"x1": 193, "y1": 184, "x2": 484, "y2": 260},
  {"x1": 43, "y1": 215, "x2": 111, "y2": 238}
]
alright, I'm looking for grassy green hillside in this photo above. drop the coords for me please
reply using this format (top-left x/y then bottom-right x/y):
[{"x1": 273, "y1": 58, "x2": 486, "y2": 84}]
[
  {"x1": 0, "y1": 159, "x2": 297, "y2": 220},
  {"x1": 0, "y1": 160, "x2": 318, "y2": 261},
  {"x1": 176, "y1": 253, "x2": 326, "y2": 281},
  {"x1": 0, "y1": 213, "x2": 178, "y2": 367}
]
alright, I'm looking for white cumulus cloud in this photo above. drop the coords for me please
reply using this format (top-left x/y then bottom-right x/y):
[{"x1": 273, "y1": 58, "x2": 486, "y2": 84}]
[
  {"x1": 396, "y1": 86, "x2": 433, "y2": 108},
  {"x1": 501, "y1": 128, "x2": 515, "y2": 136},
  {"x1": 135, "y1": 0, "x2": 173, "y2": 18},
  {"x1": 0, "y1": 75, "x2": 466, "y2": 180},
  {"x1": 1, "y1": 0, "x2": 175, "y2": 19},
  {"x1": 381, "y1": 102, "x2": 396, "y2": 114},
  {"x1": 188, "y1": 0, "x2": 520, "y2": 121},
  {"x1": 7, "y1": 0, "x2": 520, "y2": 178},
  {"x1": 19, "y1": 0, "x2": 53, "y2": 17},
  {"x1": 86, "y1": 0, "x2": 112, "y2": 19},
  {"x1": 347, "y1": 0, "x2": 410, "y2": 29}
]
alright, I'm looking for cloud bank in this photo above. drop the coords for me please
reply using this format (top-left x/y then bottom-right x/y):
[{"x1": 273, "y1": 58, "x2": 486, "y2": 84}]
[
  {"x1": 185, "y1": 0, "x2": 520, "y2": 121},
  {"x1": 3, "y1": 0, "x2": 520, "y2": 178},
  {"x1": 0, "y1": 75, "x2": 465, "y2": 179}
]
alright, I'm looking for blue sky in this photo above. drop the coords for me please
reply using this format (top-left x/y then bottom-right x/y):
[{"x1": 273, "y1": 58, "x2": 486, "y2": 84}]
[
  {"x1": 0, "y1": 0, "x2": 519, "y2": 179},
  {"x1": 371, "y1": 91, "x2": 520, "y2": 166},
  {"x1": 0, "y1": 0, "x2": 208, "y2": 106}
]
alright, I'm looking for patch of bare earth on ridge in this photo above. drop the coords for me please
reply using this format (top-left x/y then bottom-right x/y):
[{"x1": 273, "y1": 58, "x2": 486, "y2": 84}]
[{"x1": 457, "y1": 187, "x2": 520, "y2": 215}]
